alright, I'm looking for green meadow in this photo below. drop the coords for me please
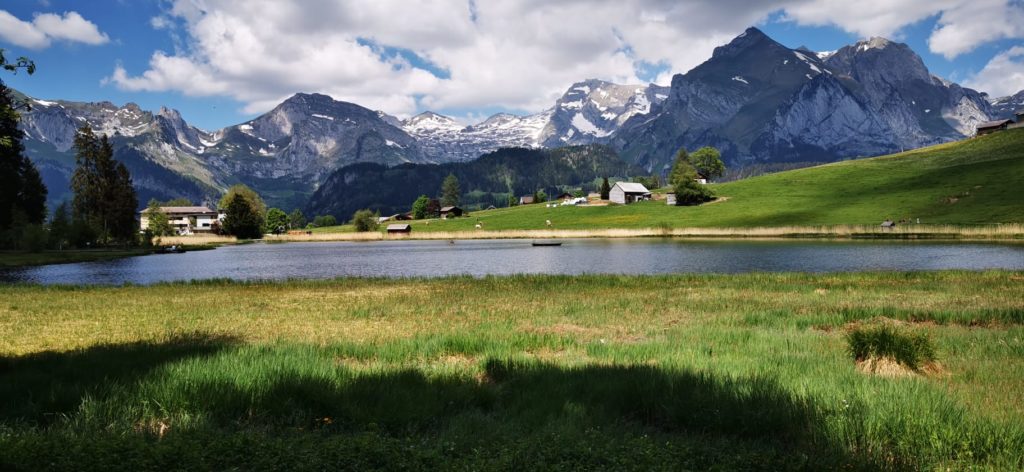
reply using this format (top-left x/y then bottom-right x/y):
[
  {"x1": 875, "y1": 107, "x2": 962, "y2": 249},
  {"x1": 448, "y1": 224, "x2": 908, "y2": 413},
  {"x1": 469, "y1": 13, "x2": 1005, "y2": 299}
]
[
  {"x1": 2, "y1": 272, "x2": 1023, "y2": 470},
  {"x1": 314, "y1": 129, "x2": 1024, "y2": 234}
]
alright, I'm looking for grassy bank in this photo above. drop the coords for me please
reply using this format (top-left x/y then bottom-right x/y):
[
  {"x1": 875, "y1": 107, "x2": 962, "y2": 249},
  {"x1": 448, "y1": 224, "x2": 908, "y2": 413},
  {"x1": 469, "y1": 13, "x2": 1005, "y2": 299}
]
[
  {"x1": 2, "y1": 272, "x2": 1023, "y2": 469},
  {"x1": 308, "y1": 129, "x2": 1024, "y2": 236},
  {"x1": 0, "y1": 248, "x2": 151, "y2": 268}
]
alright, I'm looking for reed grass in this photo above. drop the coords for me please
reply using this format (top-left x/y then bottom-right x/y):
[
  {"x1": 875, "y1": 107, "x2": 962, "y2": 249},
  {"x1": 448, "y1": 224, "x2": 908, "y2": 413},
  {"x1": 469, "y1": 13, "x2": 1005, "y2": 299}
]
[
  {"x1": 264, "y1": 223, "x2": 1024, "y2": 242},
  {"x1": 1, "y1": 271, "x2": 1023, "y2": 469}
]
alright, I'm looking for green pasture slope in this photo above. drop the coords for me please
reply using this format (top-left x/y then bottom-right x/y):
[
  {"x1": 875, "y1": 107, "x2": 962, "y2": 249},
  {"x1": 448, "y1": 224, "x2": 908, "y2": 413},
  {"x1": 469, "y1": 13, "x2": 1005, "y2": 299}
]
[{"x1": 337, "y1": 129, "x2": 1024, "y2": 232}]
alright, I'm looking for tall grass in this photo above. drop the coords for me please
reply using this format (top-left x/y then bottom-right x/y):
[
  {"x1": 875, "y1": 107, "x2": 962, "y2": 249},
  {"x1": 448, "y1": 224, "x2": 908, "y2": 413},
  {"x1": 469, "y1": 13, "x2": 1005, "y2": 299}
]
[
  {"x1": 1, "y1": 271, "x2": 1023, "y2": 469},
  {"x1": 266, "y1": 223, "x2": 1024, "y2": 242},
  {"x1": 846, "y1": 324, "x2": 937, "y2": 370}
]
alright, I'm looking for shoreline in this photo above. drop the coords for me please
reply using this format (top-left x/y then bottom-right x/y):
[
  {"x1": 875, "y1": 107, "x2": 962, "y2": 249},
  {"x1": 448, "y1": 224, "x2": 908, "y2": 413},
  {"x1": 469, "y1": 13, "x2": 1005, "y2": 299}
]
[{"x1": 251, "y1": 224, "x2": 1024, "y2": 243}]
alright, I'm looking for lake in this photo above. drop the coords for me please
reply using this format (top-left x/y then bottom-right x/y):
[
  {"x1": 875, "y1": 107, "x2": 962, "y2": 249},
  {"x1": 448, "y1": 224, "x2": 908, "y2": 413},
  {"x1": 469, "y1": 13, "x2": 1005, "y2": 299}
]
[{"x1": 2, "y1": 239, "x2": 1023, "y2": 285}]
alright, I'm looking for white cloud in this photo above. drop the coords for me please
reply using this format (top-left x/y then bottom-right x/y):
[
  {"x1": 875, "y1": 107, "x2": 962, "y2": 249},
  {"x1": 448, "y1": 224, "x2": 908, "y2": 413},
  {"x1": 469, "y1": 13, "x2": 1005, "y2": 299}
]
[
  {"x1": 928, "y1": 0, "x2": 1024, "y2": 58},
  {"x1": 0, "y1": 9, "x2": 108, "y2": 49},
  {"x1": 109, "y1": 0, "x2": 1024, "y2": 120},
  {"x1": 964, "y1": 46, "x2": 1024, "y2": 97}
]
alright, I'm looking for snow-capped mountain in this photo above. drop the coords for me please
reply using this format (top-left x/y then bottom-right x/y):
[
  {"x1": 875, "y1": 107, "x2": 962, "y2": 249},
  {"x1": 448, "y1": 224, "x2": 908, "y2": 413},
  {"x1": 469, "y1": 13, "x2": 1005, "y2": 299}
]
[
  {"x1": 612, "y1": 28, "x2": 993, "y2": 172},
  {"x1": 540, "y1": 79, "x2": 670, "y2": 147},
  {"x1": 990, "y1": 89, "x2": 1024, "y2": 119},
  {"x1": 401, "y1": 80, "x2": 667, "y2": 162},
  {"x1": 402, "y1": 110, "x2": 550, "y2": 162}
]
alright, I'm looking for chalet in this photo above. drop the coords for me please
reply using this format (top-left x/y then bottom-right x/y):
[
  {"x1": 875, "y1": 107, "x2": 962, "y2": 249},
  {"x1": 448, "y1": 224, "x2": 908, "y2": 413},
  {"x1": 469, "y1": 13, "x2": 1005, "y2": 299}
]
[
  {"x1": 555, "y1": 192, "x2": 575, "y2": 201},
  {"x1": 519, "y1": 195, "x2": 535, "y2": 205},
  {"x1": 609, "y1": 182, "x2": 651, "y2": 204},
  {"x1": 976, "y1": 119, "x2": 1013, "y2": 136},
  {"x1": 440, "y1": 206, "x2": 464, "y2": 219},
  {"x1": 140, "y1": 206, "x2": 219, "y2": 235},
  {"x1": 1011, "y1": 109, "x2": 1024, "y2": 129},
  {"x1": 394, "y1": 213, "x2": 414, "y2": 221},
  {"x1": 386, "y1": 224, "x2": 412, "y2": 234}
]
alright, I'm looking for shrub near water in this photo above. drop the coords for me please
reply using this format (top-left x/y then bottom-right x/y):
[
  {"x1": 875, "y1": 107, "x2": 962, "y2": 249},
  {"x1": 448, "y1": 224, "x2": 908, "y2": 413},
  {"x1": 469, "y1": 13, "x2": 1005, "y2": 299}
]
[{"x1": 846, "y1": 324, "x2": 936, "y2": 371}]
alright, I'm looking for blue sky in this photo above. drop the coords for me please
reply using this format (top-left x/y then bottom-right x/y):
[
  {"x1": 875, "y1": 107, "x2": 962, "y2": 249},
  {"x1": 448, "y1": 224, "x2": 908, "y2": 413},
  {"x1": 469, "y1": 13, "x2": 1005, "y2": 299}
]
[{"x1": 2, "y1": 1, "x2": 1022, "y2": 130}]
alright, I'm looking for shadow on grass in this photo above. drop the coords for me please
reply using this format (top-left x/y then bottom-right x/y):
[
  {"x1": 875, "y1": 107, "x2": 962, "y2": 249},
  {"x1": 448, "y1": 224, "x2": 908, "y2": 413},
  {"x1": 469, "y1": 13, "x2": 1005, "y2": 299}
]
[
  {"x1": 1, "y1": 342, "x2": 895, "y2": 470},
  {"x1": 0, "y1": 333, "x2": 238, "y2": 424}
]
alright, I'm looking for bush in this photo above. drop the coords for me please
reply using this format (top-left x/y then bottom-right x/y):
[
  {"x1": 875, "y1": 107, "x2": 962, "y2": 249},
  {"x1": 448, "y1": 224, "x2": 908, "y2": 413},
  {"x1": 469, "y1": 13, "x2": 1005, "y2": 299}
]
[
  {"x1": 674, "y1": 179, "x2": 714, "y2": 206},
  {"x1": 846, "y1": 324, "x2": 936, "y2": 370},
  {"x1": 351, "y1": 209, "x2": 380, "y2": 232},
  {"x1": 312, "y1": 215, "x2": 337, "y2": 228}
]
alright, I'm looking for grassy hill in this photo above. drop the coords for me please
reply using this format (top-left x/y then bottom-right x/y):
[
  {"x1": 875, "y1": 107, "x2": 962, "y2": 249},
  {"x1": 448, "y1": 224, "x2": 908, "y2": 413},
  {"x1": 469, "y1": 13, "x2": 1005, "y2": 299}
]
[{"x1": 324, "y1": 129, "x2": 1023, "y2": 233}]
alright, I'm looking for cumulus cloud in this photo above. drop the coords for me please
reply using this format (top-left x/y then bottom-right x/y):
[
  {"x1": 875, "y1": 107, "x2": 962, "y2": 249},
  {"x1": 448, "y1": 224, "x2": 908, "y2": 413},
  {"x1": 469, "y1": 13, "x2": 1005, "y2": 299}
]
[
  {"x1": 928, "y1": 0, "x2": 1024, "y2": 58},
  {"x1": 110, "y1": 0, "x2": 1024, "y2": 119},
  {"x1": 0, "y1": 9, "x2": 108, "y2": 49},
  {"x1": 964, "y1": 46, "x2": 1024, "y2": 97}
]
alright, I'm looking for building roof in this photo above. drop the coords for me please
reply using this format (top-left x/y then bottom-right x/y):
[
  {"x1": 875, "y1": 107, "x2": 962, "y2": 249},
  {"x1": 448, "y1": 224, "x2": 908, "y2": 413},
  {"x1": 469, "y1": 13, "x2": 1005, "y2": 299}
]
[
  {"x1": 386, "y1": 224, "x2": 412, "y2": 231},
  {"x1": 977, "y1": 119, "x2": 1013, "y2": 129},
  {"x1": 440, "y1": 206, "x2": 461, "y2": 212},
  {"x1": 612, "y1": 182, "x2": 651, "y2": 194},
  {"x1": 139, "y1": 206, "x2": 217, "y2": 215}
]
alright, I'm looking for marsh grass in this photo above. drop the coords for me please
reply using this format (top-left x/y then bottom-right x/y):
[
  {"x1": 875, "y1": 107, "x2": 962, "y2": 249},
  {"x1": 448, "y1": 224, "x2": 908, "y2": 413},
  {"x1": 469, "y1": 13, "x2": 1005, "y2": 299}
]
[
  {"x1": 266, "y1": 223, "x2": 1024, "y2": 242},
  {"x1": 846, "y1": 324, "x2": 937, "y2": 371},
  {"x1": 1, "y1": 272, "x2": 1023, "y2": 469}
]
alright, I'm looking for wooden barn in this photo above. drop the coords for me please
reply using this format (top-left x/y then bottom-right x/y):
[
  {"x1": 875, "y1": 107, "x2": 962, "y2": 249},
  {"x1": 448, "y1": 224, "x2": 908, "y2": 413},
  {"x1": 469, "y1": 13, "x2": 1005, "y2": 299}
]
[
  {"x1": 609, "y1": 182, "x2": 651, "y2": 204},
  {"x1": 440, "y1": 206, "x2": 463, "y2": 219},
  {"x1": 976, "y1": 119, "x2": 1013, "y2": 136},
  {"x1": 386, "y1": 224, "x2": 412, "y2": 234}
]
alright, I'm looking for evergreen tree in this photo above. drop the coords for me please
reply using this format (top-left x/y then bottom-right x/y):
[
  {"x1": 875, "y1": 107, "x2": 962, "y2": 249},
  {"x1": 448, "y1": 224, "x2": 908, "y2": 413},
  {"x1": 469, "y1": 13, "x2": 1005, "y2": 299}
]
[
  {"x1": 0, "y1": 55, "x2": 47, "y2": 241},
  {"x1": 70, "y1": 126, "x2": 137, "y2": 245},
  {"x1": 411, "y1": 195, "x2": 430, "y2": 219},
  {"x1": 218, "y1": 184, "x2": 266, "y2": 239},
  {"x1": 668, "y1": 147, "x2": 691, "y2": 186},
  {"x1": 600, "y1": 177, "x2": 611, "y2": 200},
  {"x1": 48, "y1": 202, "x2": 71, "y2": 249},
  {"x1": 162, "y1": 197, "x2": 193, "y2": 206},
  {"x1": 440, "y1": 174, "x2": 460, "y2": 207},
  {"x1": 288, "y1": 209, "x2": 306, "y2": 229}
]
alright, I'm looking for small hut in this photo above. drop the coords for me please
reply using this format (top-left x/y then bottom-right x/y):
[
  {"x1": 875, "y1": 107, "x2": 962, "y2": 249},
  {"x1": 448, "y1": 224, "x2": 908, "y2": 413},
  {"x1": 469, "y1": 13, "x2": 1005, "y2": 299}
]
[
  {"x1": 386, "y1": 224, "x2": 412, "y2": 234},
  {"x1": 440, "y1": 206, "x2": 463, "y2": 219},
  {"x1": 976, "y1": 119, "x2": 1013, "y2": 136}
]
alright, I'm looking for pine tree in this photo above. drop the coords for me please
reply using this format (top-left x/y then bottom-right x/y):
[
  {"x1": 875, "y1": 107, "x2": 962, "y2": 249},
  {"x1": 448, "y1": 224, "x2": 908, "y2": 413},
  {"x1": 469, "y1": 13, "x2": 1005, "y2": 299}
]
[
  {"x1": 440, "y1": 174, "x2": 460, "y2": 207},
  {"x1": 0, "y1": 79, "x2": 47, "y2": 237},
  {"x1": 70, "y1": 127, "x2": 137, "y2": 244},
  {"x1": 668, "y1": 147, "x2": 691, "y2": 186},
  {"x1": 599, "y1": 177, "x2": 611, "y2": 200}
]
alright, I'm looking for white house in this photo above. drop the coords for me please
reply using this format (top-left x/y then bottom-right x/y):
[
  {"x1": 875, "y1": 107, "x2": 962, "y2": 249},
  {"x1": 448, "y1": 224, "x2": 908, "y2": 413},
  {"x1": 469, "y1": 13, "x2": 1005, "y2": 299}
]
[
  {"x1": 140, "y1": 206, "x2": 220, "y2": 235},
  {"x1": 609, "y1": 182, "x2": 651, "y2": 204}
]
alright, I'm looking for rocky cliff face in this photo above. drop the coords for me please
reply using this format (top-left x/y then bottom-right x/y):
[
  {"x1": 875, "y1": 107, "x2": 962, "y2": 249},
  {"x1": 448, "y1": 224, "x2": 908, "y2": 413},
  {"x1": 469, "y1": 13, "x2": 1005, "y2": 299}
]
[
  {"x1": 611, "y1": 28, "x2": 994, "y2": 173},
  {"x1": 990, "y1": 90, "x2": 1024, "y2": 119}
]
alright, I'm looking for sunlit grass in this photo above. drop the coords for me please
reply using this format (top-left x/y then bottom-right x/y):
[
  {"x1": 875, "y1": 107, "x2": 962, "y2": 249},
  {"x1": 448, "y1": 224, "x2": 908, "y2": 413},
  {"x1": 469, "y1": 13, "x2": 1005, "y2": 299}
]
[{"x1": 1, "y1": 271, "x2": 1023, "y2": 469}]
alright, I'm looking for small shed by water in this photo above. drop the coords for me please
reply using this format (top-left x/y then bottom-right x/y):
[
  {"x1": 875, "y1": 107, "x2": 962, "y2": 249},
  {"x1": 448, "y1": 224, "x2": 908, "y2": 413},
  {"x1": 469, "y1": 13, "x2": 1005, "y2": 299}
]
[{"x1": 386, "y1": 224, "x2": 412, "y2": 234}]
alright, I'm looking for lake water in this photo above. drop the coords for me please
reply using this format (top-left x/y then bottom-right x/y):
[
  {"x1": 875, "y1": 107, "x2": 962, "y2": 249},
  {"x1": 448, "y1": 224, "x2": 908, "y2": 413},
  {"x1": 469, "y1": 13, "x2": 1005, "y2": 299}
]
[{"x1": 2, "y1": 239, "x2": 1024, "y2": 285}]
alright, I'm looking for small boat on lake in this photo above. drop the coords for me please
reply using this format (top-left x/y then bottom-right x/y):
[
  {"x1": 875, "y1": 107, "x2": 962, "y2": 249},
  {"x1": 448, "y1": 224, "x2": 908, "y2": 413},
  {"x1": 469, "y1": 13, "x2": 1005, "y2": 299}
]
[
  {"x1": 532, "y1": 241, "x2": 562, "y2": 247},
  {"x1": 155, "y1": 245, "x2": 186, "y2": 254}
]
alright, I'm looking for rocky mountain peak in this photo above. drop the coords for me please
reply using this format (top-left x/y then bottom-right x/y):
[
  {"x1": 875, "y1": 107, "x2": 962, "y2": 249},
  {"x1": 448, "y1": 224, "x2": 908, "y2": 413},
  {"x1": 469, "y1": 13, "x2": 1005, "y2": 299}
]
[{"x1": 711, "y1": 27, "x2": 772, "y2": 59}]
